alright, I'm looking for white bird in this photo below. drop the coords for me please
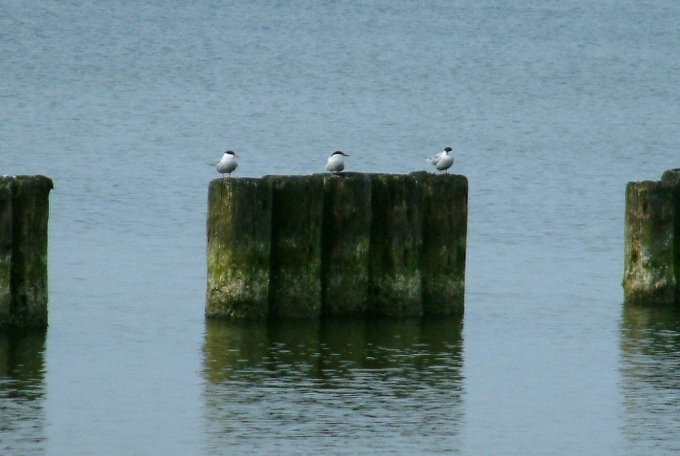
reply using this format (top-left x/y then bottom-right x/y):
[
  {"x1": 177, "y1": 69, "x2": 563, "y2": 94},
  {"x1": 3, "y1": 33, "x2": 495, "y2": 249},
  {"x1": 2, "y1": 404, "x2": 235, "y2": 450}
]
[
  {"x1": 216, "y1": 150, "x2": 238, "y2": 177},
  {"x1": 428, "y1": 147, "x2": 454, "y2": 173},
  {"x1": 325, "y1": 150, "x2": 349, "y2": 173}
]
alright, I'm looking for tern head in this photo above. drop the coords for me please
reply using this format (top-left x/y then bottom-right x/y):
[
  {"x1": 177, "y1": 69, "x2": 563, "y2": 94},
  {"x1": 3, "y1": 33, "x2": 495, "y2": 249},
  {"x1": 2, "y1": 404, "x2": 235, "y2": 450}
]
[
  {"x1": 331, "y1": 150, "x2": 349, "y2": 157},
  {"x1": 225, "y1": 150, "x2": 238, "y2": 157},
  {"x1": 444, "y1": 147, "x2": 452, "y2": 153}
]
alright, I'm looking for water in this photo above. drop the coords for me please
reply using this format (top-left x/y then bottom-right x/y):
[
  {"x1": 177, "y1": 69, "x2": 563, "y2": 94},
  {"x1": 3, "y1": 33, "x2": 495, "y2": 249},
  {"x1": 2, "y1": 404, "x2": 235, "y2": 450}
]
[
  {"x1": 203, "y1": 318, "x2": 464, "y2": 454},
  {"x1": 1, "y1": 0, "x2": 679, "y2": 454}
]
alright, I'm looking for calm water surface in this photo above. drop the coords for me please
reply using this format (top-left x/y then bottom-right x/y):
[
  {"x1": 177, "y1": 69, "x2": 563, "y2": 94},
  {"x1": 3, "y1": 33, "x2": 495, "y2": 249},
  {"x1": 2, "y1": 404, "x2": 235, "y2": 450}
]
[{"x1": 1, "y1": 0, "x2": 680, "y2": 454}]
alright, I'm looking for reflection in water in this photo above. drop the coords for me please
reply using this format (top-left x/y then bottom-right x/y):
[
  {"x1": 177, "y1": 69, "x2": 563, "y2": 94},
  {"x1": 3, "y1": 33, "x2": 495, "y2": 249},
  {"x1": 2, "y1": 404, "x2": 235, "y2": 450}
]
[
  {"x1": 0, "y1": 330, "x2": 46, "y2": 455},
  {"x1": 202, "y1": 318, "x2": 464, "y2": 454},
  {"x1": 620, "y1": 305, "x2": 680, "y2": 455}
]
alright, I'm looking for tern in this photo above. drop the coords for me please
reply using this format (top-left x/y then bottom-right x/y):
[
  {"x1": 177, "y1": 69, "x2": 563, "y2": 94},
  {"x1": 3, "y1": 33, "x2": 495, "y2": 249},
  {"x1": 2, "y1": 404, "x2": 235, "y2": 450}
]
[
  {"x1": 428, "y1": 147, "x2": 454, "y2": 173},
  {"x1": 325, "y1": 150, "x2": 349, "y2": 174},
  {"x1": 216, "y1": 150, "x2": 238, "y2": 178}
]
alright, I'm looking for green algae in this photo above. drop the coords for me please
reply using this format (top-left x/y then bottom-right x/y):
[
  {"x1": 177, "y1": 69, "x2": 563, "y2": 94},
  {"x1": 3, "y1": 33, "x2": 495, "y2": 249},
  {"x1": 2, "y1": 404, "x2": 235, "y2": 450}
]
[{"x1": 206, "y1": 178, "x2": 272, "y2": 319}]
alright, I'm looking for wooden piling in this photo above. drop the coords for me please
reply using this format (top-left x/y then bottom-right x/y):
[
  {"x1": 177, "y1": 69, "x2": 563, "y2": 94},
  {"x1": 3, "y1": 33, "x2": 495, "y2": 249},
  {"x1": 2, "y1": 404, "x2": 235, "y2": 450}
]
[
  {"x1": 268, "y1": 175, "x2": 324, "y2": 319},
  {"x1": 623, "y1": 170, "x2": 680, "y2": 306},
  {"x1": 0, "y1": 176, "x2": 53, "y2": 329},
  {"x1": 206, "y1": 172, "x2": 468, "y2": 320},
  {"x1": 368, "y1": 174, "x2": 423, "y2": 317},
  {"x1": 0, "y1": 179, "x2": 12, "y2": 325},
  {"x1": 206, "y1": 178, "x2": 272, "y2": 320},
  {"x1": 321, "y1": 173, "x2": 372, "y2": 317},
  {"x1": 416, "y1": 172, "x2": 468, "y2": 316},
  {"x1": 663, "y1": 169, "x2": 680, "y2": 303}
]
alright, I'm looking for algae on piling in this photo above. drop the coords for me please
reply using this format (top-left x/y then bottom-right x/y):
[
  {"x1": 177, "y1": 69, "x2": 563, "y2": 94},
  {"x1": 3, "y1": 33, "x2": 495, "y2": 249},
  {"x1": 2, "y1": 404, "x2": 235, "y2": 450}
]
[
  {"x1": 267, "y1": 175, "x2": 324, "y2": 319},
  {"x1": 206, "y1": 178, "x2": 272, "y2": 320},
  {"x1": 321, "y1": 173, "x2": 372, "y2": 317},
  {"x1": 206, "y1": 171, "x2": 469, "y2": 320},
  {"x1": 623, "y1": 169, "x2": 680, "y2": 307},
  {"x1": 0, "y1": 175, "x2": 53, "y2": 329}
]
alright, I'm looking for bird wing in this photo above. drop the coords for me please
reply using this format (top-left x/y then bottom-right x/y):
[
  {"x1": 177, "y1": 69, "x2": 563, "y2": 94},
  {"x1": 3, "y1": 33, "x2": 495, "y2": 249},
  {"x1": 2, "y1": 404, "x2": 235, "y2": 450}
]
[{"x1": 429, "y1": 152, "x2": 443, "y2": 165}]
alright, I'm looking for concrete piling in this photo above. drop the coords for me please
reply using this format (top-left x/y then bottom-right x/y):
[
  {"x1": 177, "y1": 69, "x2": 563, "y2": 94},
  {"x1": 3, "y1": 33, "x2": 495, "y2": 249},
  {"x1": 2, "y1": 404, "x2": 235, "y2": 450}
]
[
  {"x1": 623, "y1": 169, "x2": 680, "y2": 306},
  {"x1": 206, "y1": 172, "x2": 468, "y2": 320},
  {"x1": 0, "y1": 176, "x2": 53, "y2": 330}
]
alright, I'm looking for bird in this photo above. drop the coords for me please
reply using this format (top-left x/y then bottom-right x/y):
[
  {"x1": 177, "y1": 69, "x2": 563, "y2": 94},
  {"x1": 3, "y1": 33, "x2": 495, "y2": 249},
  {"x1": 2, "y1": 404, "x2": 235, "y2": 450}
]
[
  {"x1": 325, "y1": 150, "x2": 349, "y2": 174},
  {"x1": 216, "y1": 150, "x2": 238, "y2": 178},
  {"x1": 428, "y1": 147, "x2": 454, "y2": 173}
]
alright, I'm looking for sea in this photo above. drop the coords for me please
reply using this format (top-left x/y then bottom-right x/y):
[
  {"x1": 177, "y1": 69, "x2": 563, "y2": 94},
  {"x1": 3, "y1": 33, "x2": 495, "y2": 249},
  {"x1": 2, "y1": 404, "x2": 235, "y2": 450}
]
[{"x1": 1, "y1": 1, "x2": 680, "y2": 454}]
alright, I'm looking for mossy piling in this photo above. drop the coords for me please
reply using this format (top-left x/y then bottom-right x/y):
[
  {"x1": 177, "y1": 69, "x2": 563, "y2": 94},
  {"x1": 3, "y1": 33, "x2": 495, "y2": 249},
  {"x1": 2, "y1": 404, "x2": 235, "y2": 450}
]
[
  {"x1": 368, "y1": 173, "x2": 423, "y2": 317},
  {"x1": 206, "y1": 178, "x2": 272, "y2": 320},
  {"x1": 268, "y1": 175, "x2": 325, "y2": 319},
  {"x1": 623, "y1": 168, "x2": 680, "y2": 306},
  {"x1": 321, "y1": 173, "x2": 372, "y2": 317},
  {"x1": 419, "y1": 171, "x2": 468, "y2": 315},
  {"x1": 206, "y1": 172, "x2": 468, "y2": 320},
  {"x1": 0, "y1": 176, "x2": 53, "y2": 330}
]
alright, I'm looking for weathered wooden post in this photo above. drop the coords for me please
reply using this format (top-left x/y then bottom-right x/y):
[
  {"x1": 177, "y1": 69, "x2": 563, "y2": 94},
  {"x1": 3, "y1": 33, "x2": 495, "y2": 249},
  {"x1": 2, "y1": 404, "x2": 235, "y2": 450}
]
[
  {"x1": 368, "y1": 174, "x2": 423, "y2": 317},
  {"x1": 665, "y1": 169, "x2": 680, "y2": 305},
  {"x1": 0, "y1": 178, "x2": 12, "y2": 326},
  {"x1": 416, "y1": 172, "x2": 468, "y2": 315},
  {"x1": 321, "y1": 173, "x2": 372, "y2": 317},
  {"x1": 623, "y1": 169, "x2": 680, "y2": 306},
  {"x1": 206, "y1": 178, "x2": 272, "y2": 320},
  {"x1": 268, "y1": 175, "x2": 324, "y2": 319},
  {"x1": 205, "y1": 170, "x2": 469, "y2": 320},
  {"x1": 0, "y1": 176, "x2": 53, "y2": 329}
]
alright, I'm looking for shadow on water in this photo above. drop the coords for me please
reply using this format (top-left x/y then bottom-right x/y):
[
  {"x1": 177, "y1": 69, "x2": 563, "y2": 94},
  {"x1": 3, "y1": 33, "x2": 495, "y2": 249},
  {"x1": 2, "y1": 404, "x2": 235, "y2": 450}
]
[
  {"x1": 0, "y1": 329, "x2": 46, "y2": 456},
  {"x1": 202, "y1": 317, "x2": 464, "y2": 454},
  {"x1": 620, "y1": 305, "x2": 680, "y2": 455}
]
